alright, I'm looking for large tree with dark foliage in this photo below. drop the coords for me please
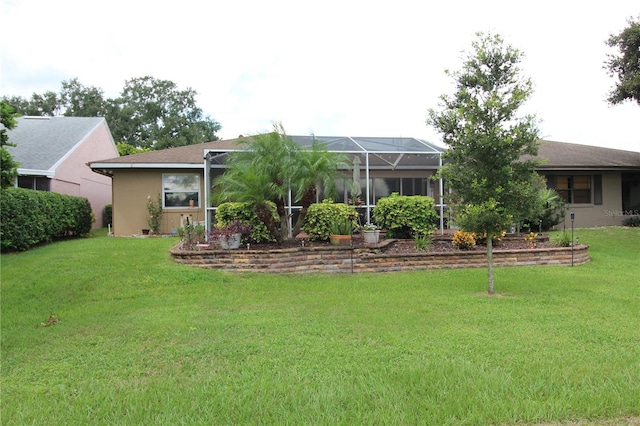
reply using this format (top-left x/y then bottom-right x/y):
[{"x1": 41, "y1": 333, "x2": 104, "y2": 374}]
[
  {"x1": 427, "y1": 33, "x2": 543, "y2": 295},
  {"x1": 2, "y1": 76, "x2": 221, "y2": 151},
  {"x1": 604, "y1": 16, "x2": 640, "y2": 106},
  {"x1": 107, "y1": 76, "x2": 221, "y2": 150}
]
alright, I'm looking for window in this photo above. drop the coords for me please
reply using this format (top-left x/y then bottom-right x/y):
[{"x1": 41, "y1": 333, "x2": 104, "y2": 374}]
[
  {"x1": 622, "y1": 173, "x2": 640, "y2": 214},
  {"x1": 17, "y1": 176, "x2": 50, "y2": 191},
  {"x1": 547, "y1": 175, "x2": 591, "y2": 204},
  {"x1": 162, "y1": 174, "x2": 200, "y2": 208}
]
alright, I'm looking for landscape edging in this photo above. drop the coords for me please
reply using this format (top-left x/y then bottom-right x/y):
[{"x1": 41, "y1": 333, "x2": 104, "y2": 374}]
[{"x1": 170, "y1": 242, "x2": 590, "y2": 273}]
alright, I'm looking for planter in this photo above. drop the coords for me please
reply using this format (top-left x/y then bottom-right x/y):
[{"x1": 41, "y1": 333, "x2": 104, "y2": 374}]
[
  {"x1": 363, "y1": 230, "x2": 380, "y2": 244},
  {"x1": 330, "y1": 234, "x2": 352, "y2": 246},
  {"x1": 220, "y1": 233, "x2": 242, "y2": 249}
]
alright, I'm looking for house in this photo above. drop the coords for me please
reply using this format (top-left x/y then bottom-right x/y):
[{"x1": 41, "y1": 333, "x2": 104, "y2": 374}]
[
  {"x1": 534, "y1": 140, "x2": 640, "y2": 228},
  {"x1": 6, "y1": 116, "x2": 119, "y2": 228},
  {"x1": 89, "y1": 137, "x2": 640, "y2": 237}
]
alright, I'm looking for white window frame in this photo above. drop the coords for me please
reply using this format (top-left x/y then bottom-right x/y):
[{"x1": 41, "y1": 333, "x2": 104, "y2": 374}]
[{"x1": 162, "y1": 173, "x2": 201, "y2": 209}]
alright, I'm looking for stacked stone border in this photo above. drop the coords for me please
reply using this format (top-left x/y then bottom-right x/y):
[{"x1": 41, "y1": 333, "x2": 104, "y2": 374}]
[{"x1": 170, "y1": 239, "x2": 590, "y2": 273}]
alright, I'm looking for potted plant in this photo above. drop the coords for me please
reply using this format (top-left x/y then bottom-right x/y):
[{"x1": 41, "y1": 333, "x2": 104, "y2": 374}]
[
  {"x1": 209, "y1": 221, "x2": 251, "y2": 249},
  {"x1": 361, "y1": 223, "x2": 380, "y2": 244},
  {"x1": 329, "y1": 217, "x2": 354, "y2": 246}
]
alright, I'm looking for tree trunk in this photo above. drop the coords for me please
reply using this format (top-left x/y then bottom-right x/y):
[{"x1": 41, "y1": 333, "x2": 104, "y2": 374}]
[
  {"x1": 274, "y1": 198, "x2": 289, "y2": 241},
  {"x1": 256, "y1": 204, "x2": 283, "y2": 244},
  {"x1": 487, "y1": 236, "x2": 495, "y2": 294},
  {"x1": 292, "y1": 186, "x2": 316, "y2": 236}
]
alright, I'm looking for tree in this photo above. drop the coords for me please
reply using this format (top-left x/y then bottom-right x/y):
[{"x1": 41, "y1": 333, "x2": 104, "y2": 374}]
[
  {"x1": 212, "y1": 123, "x2": 297, "y2": 243},
  {"x1": 115, "y1": 142, "x2": 150, "y2": 156},
  {"x1": 427, "y1": 32, "x2": 542, "y2": 294},
  {"x1": 604, "y1": 16, "x2": 640, "y2": 105},
  {"x1": 2, "y1": 76, "x2": 222, "y2": 150},
  {"x1": 0, "y1": 101, "x2": 20, "y2": 188},
  {"x1": 4, "y1": 91, "x2": 62, "y2": 116},
  {"x1": 290, "y1": 139, "x2": 349, "y2": 236},
  {"x1": 60, "y1": 78, "x2": 107, "y2": 117},
  {"x1": 213, "y1": 124, "x2": 347, "y2": 243},
  {"x1": 107, "y1": 76, "x2": 221, "y2": 150}
]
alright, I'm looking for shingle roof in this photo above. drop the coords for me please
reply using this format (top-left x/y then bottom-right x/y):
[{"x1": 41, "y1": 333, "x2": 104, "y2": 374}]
[
  {"x1": 91, "y1": 138, "x2": 245, "y2": 166},
  {"x1": 89, "y1": 137, "x2": 640, "y2": 171},
  {"x1": 6, "y1": 116, "x2": 107, "y2": 171},
  {"x1": 535, "y1": 140, "x2": 640, "y2": 170}
]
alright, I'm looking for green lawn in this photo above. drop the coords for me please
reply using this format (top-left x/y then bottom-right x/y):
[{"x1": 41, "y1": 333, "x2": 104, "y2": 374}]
[{"x1": 1, "y1": 227, "x2": 639, "y2": 425}]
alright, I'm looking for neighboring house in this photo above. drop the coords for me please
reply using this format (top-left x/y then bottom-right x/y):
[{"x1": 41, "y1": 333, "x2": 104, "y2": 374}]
[
  {"x1": 89, "y1": 137, "x2": 640, "y2": 237},
  {"x1": 6, "y1": 116, "x2": 119, "y2": 228},
  {"x1": 534, "y1": 140, "x2": 640, "y2": 228}
]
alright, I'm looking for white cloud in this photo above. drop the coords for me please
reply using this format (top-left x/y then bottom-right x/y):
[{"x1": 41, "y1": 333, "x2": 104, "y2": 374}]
[{"x1": 1, "y1": 0, "x2": 638, "y2": 151}]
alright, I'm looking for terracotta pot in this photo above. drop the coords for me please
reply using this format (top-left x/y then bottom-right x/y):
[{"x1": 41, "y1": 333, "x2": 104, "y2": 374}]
[{"x1": 330, "y1": 234, "x2": 352, "y2": 246}]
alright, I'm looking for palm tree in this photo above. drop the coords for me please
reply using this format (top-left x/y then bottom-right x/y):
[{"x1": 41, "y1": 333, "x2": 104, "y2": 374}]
[
  {"x1": 212, "y1": 161, "x2": 283, "y2": 243},
  {"x1": 290, "y1": 140, "x2": 349, "y2": 236},
  {"x1": 213, "y1": 124, "x2": 349, "y2": 243}
]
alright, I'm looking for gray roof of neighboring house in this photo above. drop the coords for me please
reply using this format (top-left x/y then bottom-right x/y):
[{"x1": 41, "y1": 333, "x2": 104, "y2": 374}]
[{"x1": 6, "y1": 116, "x2": 106, "y2": 172}]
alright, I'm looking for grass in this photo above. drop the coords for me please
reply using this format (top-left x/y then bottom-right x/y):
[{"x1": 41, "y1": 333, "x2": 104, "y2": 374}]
[{"x1": 1, "y1": 227, "x2": 639, "y2": 425}]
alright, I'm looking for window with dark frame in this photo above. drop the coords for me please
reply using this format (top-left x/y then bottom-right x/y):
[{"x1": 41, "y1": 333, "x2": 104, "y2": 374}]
[{"x1": 546, "y1": 175, "x2": 592, "y2": 204}]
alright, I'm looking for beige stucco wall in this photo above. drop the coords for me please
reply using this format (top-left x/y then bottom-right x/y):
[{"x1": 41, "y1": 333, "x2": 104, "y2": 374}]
[
  {"x1": 546, "y1": 171, "x2": 626, "y2": 228},
  {"x1": 112, "y1": 168, "x2": 205, "y2": 236}
]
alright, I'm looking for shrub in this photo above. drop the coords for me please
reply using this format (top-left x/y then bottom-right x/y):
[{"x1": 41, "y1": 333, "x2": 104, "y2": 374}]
[
  {"x1": 524, "y1": 231, "x2": 537, "y2": 248},
  {"x1": 372, "y1": 193, "x2": 438, "y2": 238},
  {"x1": 330, "y1": 217, "x2": 355, "y2": 235},
  {"x1": 475, "y1": 230, "x2": 506, "y2": 245},
  {"x1": 303, "y1": 200, "x2": 358, "y2": 241},
  {"x1": 452, "y1": 230, "x2": 476, "y2": 250},
  {"x1": 0, "y1": 188, "x2": 93, "y2": 251},
  {"x1": 414, "y1": 232, "x2": 433, "y2": 251},
  {"x1": 103, "y1": 204, "x2": 112, "y2": 228},
  {"x1": 215, "y1": 201, "x2": 277, "y2": 243},
  {"x1": 622, "y1": 215, "x2": 640, "y2": 227},
  {"x1": 553, "y1": 231, "x2": 572, "y2": 247}
]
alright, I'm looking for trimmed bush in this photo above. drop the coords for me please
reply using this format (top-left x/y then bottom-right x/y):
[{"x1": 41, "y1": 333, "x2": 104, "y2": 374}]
[
  {"x1": 103, "y1": 204, "x2": 112, "y2": 228},
  {"x1": 622, "y1": 215, "x2": 640, "y2": 227},
  {"x1": 303, "y1": 200, "x2": 358, "y2": 241},
  {"x1": 372, "y1": 193, "x2": 438, "y2": 238},
  {"x1": 215, "y1": 201, "x2": 278, "y2": 243},
  {"x1": 0, "y1": 188, "x2": 93, "y2": 251}
]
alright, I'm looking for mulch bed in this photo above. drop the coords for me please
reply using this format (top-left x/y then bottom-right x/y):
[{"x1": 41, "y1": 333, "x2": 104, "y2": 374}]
[{"x1": 240, "y1": 234, "x2": 555, "y2": 254}]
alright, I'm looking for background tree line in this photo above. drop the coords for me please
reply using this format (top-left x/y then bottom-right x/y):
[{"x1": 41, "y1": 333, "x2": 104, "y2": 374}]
[{"x1": 1, "y1": 76, "x2": 221, "y2": 154}]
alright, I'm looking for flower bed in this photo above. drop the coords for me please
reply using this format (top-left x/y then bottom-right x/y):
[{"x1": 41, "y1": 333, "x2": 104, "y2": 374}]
[{"x1": 170, "y1": 236, "x2": 590, "y2": 273}]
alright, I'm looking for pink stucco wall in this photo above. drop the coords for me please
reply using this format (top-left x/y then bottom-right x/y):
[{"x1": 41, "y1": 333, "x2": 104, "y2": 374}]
[{"x1": 51, "y1": 121, "x2": 118, "y2": 228}]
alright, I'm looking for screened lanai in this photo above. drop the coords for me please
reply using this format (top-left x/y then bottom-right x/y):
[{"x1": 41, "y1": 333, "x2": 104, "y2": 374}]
[{"x1": 204, "y1": 136, "x2": 447, "y2": 235}]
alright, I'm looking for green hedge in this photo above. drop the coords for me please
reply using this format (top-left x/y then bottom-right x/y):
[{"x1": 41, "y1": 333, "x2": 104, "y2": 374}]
[
  {"x1": 0, "y1": 188, "x2": 93, "y2": 251},
  {"x1": 303, "y1": 200, "x2": 358, "y2": 241},
  {"x1": 372, "y1": 193, "x2": 438, "y2": 238},
  {"x1": 214, "y1": 201, "x2": 278, "y2": 243}
]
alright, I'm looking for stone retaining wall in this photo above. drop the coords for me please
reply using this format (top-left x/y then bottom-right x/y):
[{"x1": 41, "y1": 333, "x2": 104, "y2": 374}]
[{"x1": 170, "y1": 242, "x2": 590, "y2": 273}]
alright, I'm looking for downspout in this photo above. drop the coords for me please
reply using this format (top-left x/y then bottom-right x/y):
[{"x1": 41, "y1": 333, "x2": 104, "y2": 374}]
[
  {"x1": 204, "y1": 153, "x2": 211, "y2": 233},
  {"x1": 439, "y1": 153, "x2": 444, "y2": 235},
  {"x1": 365, "y1": 153, "x2": 371, "y2": 223}
]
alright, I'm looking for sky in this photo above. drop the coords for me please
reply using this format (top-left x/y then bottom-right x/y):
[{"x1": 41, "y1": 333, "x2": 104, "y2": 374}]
[{"x1": 1, "y1": 0, "x2": 638, "y2": 152}]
